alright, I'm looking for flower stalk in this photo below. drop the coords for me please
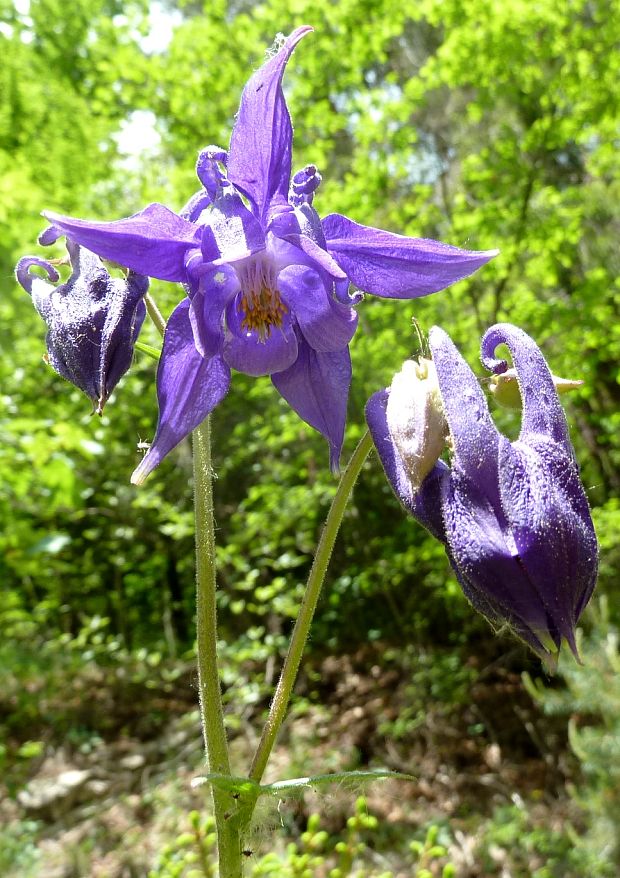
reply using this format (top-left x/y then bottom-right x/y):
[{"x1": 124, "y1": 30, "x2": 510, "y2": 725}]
[
  {"x1": 248, "y1": 429, "x2": 374, "y2": 787},
  {"x1": 145, "y1": 291, "x2": 167, "y2": 336},
  {"x1": 193, "y1": 416, "x2": 242, "y2": 878}
]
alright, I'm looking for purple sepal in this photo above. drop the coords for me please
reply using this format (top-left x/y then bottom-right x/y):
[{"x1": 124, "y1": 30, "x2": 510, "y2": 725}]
[
  {"x1": 16, "y1": 242, "x2": 148, "y2": 412},
  {"x1": 227, "y1": 27, "x2": 313, "y2": 219},
  {"x1": 41, "y1": 204, "x2": 201, "y2": 282},
  {"x1": 131, "y1": 298, "x2": 231, "y2": 485},
  {"x1": 272, "y1": 334, "x2": 351, "y2": 473},
  {"x1": 323, "y1": 213, "x2": 499, "y2": 298},
  {"x1": 367, "y1": 323, "x2": 598, "y2": 662}
]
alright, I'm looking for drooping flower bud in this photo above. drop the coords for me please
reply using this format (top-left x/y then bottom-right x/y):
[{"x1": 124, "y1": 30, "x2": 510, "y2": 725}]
[
  {"x1": 385, "y1": 357, "x2": 447, "y2": 491},
  {"x1": 367, "y1": 323, "x2": 598, "y2": 665},
  {"x1": 16, "y1": 240, "x2": 148, "y2": 413}
]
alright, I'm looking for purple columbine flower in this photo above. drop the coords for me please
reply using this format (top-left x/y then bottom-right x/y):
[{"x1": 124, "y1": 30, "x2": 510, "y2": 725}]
[
  {"x1": 37, "y1": 27, "x2": 497, "y2": 484},
  {"x1": 16, "y1": 241, "x2": 148, "y2": 414},
  {"x1": 366, "y1": 323, "x2": 598, "y2": 665}
]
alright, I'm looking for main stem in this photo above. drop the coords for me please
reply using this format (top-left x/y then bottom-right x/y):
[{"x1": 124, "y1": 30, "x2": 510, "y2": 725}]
[
  {"x1": 145, "y1": 291, "x2": 167, "y2": 336},
  {"x1": 193, "y1": 417, "x2": 242, "y2": 878},
  {"x1": 249, "y1": 429, "x2": 374, "y2": 786}
]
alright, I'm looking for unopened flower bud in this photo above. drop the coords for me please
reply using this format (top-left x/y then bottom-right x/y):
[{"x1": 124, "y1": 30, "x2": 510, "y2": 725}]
[
  {"x1": 385, "y1": 357, "x2": 447, "y2": 491},
  {"x1": 16, "y1": 241, "x2": 148, "y2": 413},
  {"x1": 367, "y1": 322, "x2": 598, "y2": 664}
]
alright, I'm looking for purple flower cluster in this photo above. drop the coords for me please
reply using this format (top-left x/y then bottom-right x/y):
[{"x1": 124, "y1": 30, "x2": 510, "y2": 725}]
[{"x1": 27, "y1": 27, "x2": 496, "y2": 483}]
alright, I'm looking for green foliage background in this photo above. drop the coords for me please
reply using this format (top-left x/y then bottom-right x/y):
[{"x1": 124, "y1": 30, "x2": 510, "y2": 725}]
[{"x1": 1, "y1": 0, "x2": 619, "y2": 662}]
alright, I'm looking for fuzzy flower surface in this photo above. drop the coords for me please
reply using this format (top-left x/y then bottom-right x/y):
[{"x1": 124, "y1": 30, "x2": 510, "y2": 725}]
[
  {"x1": 16, "y1": 241, "x2": 148, "y2": 413},
  {"x1": 366, "y1": 323, "x2": 598, "y2": 663},
  {"x1": 38, "y1": 27, "x2": 497, "y2": 483}
]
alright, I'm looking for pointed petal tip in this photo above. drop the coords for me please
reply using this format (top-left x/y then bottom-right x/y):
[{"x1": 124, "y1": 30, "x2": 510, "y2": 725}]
[
  {"x1": 428, "y1": 325, "x2": 450, "y2": 346},
  {"x1": 130, "y1": 462, "x2": 149, "y2": 486},
  {"x1": 291, "y1": 24, "x2": 314, "y2": 40},
  {"x1": 329, "y1": 447, "x2": 341, "y2": 476},
  {"x1": 540, "y1": 649, "x2": 560, "y2": 675}
]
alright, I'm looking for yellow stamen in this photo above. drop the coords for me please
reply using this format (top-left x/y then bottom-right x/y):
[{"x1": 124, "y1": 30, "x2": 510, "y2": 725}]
[
  {"x1": 236, "y1": 257, "x2": 287, "y2": 341},
  {"x1": 239, "y1": 283, "x2": 288, "y2": 340}
]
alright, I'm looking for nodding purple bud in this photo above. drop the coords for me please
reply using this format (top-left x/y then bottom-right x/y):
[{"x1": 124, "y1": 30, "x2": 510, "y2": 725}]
[
  {"x1": 16, "y1": 241, "x2": 148, "y2": 413},
  {"x1": 367, "y1": 323, "x2": 598, "y2": 666},
  {"x1": 289, "y1": 164, "x2": 322, "y2": 206}
]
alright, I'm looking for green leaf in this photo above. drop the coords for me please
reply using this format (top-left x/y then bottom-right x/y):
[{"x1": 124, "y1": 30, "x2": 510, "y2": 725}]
[
  {"x1": 259, "y1": 769, "x2": 415, "y2": 798},
  {"x1": 192, "y1": 769, "x2": 414, "y2": 802}
]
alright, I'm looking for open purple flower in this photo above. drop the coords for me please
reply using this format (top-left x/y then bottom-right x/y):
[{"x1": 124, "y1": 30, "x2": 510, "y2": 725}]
[
  {"x1": 38, "y1": 26, "x2": 497, "y2": 484},
  {"x1": 366, "y1": 323, "x2": 598, "y2": 664},
  {"x1": 16, "y1": 241, "x2": 148, "y2": 413}
]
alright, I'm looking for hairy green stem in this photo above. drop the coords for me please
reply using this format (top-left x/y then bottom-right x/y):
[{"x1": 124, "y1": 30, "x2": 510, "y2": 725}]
[
  {"x1": 145, "y1": 291, "x2": 167, "y2": 336},
  {"x1": 193, "y1": 417, "x2": 242, "y2": 878},
  {"x1": 248, "y1": 429, "x2": 374, "y2": 786}
]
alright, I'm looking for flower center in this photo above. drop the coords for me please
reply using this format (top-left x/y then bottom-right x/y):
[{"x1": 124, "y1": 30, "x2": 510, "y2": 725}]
[{"x1": 236, "y1": 258, "x2": 287, "y2": 341}]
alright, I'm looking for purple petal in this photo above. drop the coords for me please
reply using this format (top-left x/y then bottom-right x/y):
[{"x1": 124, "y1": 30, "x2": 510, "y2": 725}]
[
  {"x1": 441, "y1": 463, "x2": 556, "y2": 648},
  {"x1": 322, "y1": 213, "x2": 498, "y2": 297},
  {"x1": 131, "y1": 299, "x2": 231, "y2": 485},
  {"x1": 180, "y1": 189, "x2": 212, "y2": 222},
  {"x1": 15, "y1": 256, "x2": 60, "y2": 296},
  {"x1": 272, "y1": 336, "x2": 351, "y2": 472},
  {"x1": 279, "y1": 265, "x2": 358, "y2": 352},
  {"x1": 223, "y1": 295, "x2": 298, "y2": 376},
  {"x1": 101, "y1": 273, "x2": 149, "y2": 402},
  {"x1": 429, "y1": 326, "x2": 501, "y2": 498},
  {"x1": 289, "y1": 164, "x2": 322, "y2": 206},
  {"x1": 195, "y1": 146, "x2": 228, "y2": 200},
  {"x1": 200, "y1": 189, "x2": 266, "y2": 265},
  {"x1": 497, "y1": 439, "x2": 598, "y2": 651},
  {"x1": 481, "y1": 323, "x2": 571, "y2": 448},
  {"x1": 227, "y1": 27, "x2": 312, "y2": 219},
  {"x1": 334, "y1": 278, "x2": 363, "y2": 305},
  {"x1": 42, "y1": 204, "x2": 201, "y2": 282},
  {"x1": 365, "y1": 389, "x2": 448, "y2": 542},
  {"x1": 270, "y1": 203, "x2": 326, "y2": 246},
  {"x1": 189, "y1": 265, "x2": 238, "y2": 358},
  {"x1": 270, "y1": 207, "x2": 347, "y2": 279}
]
